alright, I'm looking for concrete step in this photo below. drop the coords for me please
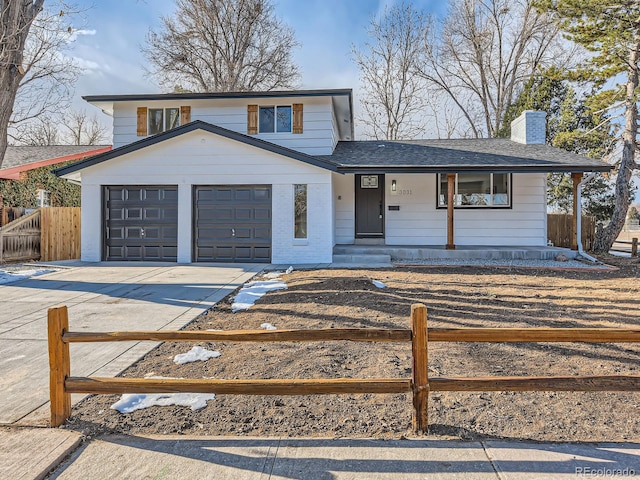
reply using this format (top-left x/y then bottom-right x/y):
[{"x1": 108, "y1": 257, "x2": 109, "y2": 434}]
[
  {"x1": 333, "y1": 245, "x2": 576, "y2": 261},
  {"x1": 332, "y1": 254, "x2": 392, "y2": 263}
]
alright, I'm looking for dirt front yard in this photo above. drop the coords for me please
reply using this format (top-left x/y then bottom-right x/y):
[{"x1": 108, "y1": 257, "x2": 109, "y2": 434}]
[{"x1": 66, "y1": 256, "x2": 640, "y2": 441}]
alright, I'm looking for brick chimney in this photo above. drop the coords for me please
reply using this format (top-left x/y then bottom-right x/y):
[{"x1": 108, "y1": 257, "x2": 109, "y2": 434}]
[{"x1": 510, "y1": 110, "x2": 546, "y2": 145}]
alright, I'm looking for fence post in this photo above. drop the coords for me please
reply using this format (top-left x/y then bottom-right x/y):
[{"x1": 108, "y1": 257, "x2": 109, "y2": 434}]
[
  {"x1": 411, "y1": 303, "x2": 429, "y2": 434},
  {"x1": 633, "y1": 238, "x2": 638, "y2": 257},
  {"x1": 48, "y1": 306, "x2": 71, "y2": 427}
]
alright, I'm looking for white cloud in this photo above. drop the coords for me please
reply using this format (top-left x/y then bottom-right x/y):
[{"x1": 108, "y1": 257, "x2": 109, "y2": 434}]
[
  {"x1": 73, "y1": 56, "x2": 102, "y2": 71},
  {"x1": 68, "y1": 29, "x2": 97, "y2": 42}
]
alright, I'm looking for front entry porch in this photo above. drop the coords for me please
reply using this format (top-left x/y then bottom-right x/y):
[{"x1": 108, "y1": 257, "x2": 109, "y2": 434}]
[{"x1": 332, "y1": 244, "x2": 578, "y2": 263}]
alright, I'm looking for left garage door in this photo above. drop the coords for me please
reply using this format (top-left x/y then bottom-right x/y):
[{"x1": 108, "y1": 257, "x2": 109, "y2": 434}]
[{"x1": 104, "y1": 186, "x2": 178, "y2": 261}]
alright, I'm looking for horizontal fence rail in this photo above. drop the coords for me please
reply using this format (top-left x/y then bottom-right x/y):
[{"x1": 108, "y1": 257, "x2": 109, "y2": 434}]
[
  {"x1": 48, "y1": 304, "x2": 640, "y2": 432},
  {"x1": 65, "y1": 378, "x2": 413, "y2": 396},
  {"x1": 63, "y1": 328, "x2": 413, "y2": 343},
  {"x1": 429, "y1": 376, "x2": 640, "y2": 392},
  {"x1": 611, "y1": 237, "x2": 638, "y2": 256}
]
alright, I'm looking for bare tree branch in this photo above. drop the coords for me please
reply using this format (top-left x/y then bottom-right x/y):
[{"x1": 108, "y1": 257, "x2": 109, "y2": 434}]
[
  {"x1": 416, "y1": 0, "x2": 563, "y2": 138},
  {"x1": 12, "y1": 109, "x2": 108, "y2": 146},
  {"x1": 0, "y1": 0, "x2": 45, "y2": 167},
  {"x1": 142, "y1": 0, "x2": 300, "y2": 92},
  {"x1": 352, "y1": 2, "x2": 431, "y2": 140}
]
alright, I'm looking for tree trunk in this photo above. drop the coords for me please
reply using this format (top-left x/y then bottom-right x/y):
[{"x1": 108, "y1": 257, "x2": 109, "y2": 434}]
[
  {"x1": 592, "y1": 36, "x2": 640, "y2": 253},
  {"x1": 0, "y1": 1, "x2": 46, "y2": 168}
]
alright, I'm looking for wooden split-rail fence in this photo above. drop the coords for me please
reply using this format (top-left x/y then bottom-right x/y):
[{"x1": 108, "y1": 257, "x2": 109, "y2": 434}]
[
  {"x1": 48, "y1": 304, "x2": 640, "y2": 432},
  {"x1": 611, "y1": 237, "x2": 638, "y2": 256}
]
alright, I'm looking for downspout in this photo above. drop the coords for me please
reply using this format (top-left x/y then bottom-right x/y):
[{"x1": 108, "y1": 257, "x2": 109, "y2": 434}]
[{"x1": 576, "y1": 173, "x2": 598, "y2": 263}]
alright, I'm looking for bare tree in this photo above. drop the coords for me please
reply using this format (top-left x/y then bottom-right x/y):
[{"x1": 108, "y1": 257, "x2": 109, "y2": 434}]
[
  {"x1": 12, "y1": 115, "x2": 60, "y2": 145},
  {"x1": 61, "y1": 109, "x2": 108, "y2": 145},
  {"x1": 10, "y1": 4, "x2": 81, "y2": 130},
  {"x1": 424, "y1": 95, "x2": 471, "y2": 139},
  {"x1": 13, "y1": 109, "x2": 108, "y2": 146},
  {"x1": 142, "y1": 0, "x2": 300, "y2": 92},
  {"x1": 417, "y1": 0, "x2": 562, "y2": 138},
  {"x1": 0, "y1": 0, "x2": 45, "y2": 167},
  {"x1": 352, "y1": 2, "x2": 431, "y2": 140}
]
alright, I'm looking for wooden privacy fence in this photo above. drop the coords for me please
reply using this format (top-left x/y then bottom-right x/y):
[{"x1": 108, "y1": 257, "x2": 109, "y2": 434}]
[
  {"x1": 40, "y1": 207, "x2": 81, "y2": 262},
  {"x1": 48, "y1": 304, "x2": 640, "y2": 432},
  {"x1": 547, "y1": 213, "x2": 596, "y2": 250},
  {"x1": 0, "y1": 207, "x2": 80, "y2": 263},
  {"x1": 0, "y1": 206, "x2": 26, "y2": 227},
  {"x1": 0, "y1": 209, "x2": 41, "y2": 263}
]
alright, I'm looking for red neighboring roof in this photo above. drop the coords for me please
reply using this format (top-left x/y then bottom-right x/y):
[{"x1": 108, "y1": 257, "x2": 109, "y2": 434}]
[{"x1": 0, "y1": 146, "x2": 112, "y2": 179}]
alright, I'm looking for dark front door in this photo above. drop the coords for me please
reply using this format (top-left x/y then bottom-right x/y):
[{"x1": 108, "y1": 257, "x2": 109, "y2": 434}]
[
  {"x1": 104, "y1": 186, "x2": 178, "y2": 261},
  {"x1": 193, "y1": 185, "x2": 272, "y2": 262},
  {"x1": 355, "y1": 174, "x2": 384, "y2": 238}
]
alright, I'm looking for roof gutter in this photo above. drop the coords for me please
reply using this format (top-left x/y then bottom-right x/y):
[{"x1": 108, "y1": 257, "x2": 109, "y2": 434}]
[{"x1": 336, "y1": 165, "x2": 611, "y2": 174}]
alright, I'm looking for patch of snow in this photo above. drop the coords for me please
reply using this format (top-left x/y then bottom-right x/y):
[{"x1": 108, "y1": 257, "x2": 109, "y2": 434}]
[
  {"x1": 372, "y1": 280, "x2": 387, "y2": 289},
  {"x1": 231, "y1": 280, "x2": 287, "y2": 312},
  {"x1": 263, "y1": 271, "x2": 284, "y2": 279},
  {"x1": 111, "y1": 392, "x2": 215, "y2": 413},
  {"x1": 285, "y1": 266, "x2": 294, "y2": 274},
  {"x1": 173, "y1": 346, "x2": 221, "y2": 365},
  {"x1": 0, "y1": 267, "x2": 53, "y2": 285},
  {"x1": 261, "y1": 323, "x2": 277, "y2": 330}
]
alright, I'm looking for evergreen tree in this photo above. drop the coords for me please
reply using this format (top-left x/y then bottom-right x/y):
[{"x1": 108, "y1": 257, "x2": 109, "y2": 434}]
[
  {"x1": 537, "y1": 0, "x2": 640, "y2": 252},
  {"x1": 498, "y1": 69, "x2": 617, "y2": 223}
]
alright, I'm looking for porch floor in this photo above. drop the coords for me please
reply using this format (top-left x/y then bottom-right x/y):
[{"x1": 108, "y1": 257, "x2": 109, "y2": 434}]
[{"x1": 333, "y1": 244, "x2": 578, "y2": 262}]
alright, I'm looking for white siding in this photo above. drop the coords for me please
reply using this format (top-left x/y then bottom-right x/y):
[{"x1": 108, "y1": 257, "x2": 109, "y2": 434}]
[
  {"x1": 79, "y1": 130, "x2": 334, "y2": 263},
  {"x1": 112, "y1": 97, "x2": 337, "y2": 155},
  {"x1": 384, "y1": 174, "x2": 443, "y2": 244},
  {"x1": 332, "y1": 172, "x2": 355, "y2": 244},
  {"x1": 330, "y1": 173, "x2": 547, "y2": 247}
]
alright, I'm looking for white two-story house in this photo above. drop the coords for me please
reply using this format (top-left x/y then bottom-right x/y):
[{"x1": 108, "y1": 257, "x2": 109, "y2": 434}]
[{"x1": 57, "y1": 88, "x2": 609, "y2": 264}]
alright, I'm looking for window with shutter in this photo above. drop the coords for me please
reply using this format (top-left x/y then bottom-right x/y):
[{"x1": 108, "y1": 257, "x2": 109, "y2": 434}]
[
  {"x1": 137, "y1": 107, "x2": 148, "y2": 136},
  {"x1": 247, "y1": 105, "x2": 258, "y2": 134},
  {"x1": 293, "y1": 103, "x2": 303, "y2": 134},
  {"x1": 181, "y1": 105, "x2": 191, "y2": 124}
]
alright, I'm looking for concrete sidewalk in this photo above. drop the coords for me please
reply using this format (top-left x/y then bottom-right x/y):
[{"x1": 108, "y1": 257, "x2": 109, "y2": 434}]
[
  {"x1": 0, "y1": 262, "x2": 263, "y2": 426},
  {"x1": 41, "y1": 434, "x2": 640, "y2": 479}
]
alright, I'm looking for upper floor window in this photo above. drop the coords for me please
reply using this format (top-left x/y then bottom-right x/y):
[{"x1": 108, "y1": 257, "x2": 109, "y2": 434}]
[
  {"x1": 259, "y1": 105, "x2": 292, "y2": 133},
  {"x1": 137, "y1": 106, "x2": 190, "y2": 137},
  {"x1": 148, "y1": 107, "x2": 180, "y2": 135},
  {"x1": 438, "y1": 173, "x2": 511, "y2": 208}
]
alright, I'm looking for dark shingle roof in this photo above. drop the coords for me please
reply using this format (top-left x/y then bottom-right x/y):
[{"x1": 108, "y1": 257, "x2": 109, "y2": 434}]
[
  {"x1": 321, "y1": 139, "x2": 610, "y2": 173},
  {"x1": 2, "y1": 145, "x2": 111, "y2": 169}
]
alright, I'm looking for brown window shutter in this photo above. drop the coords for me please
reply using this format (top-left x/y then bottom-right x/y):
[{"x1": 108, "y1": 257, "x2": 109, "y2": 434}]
[
  {"x1": 137, "y1": 107, "x2": 148, "y2": 136},
  {"x1": 292, "y1": 103, "x2": 303, "y2": 134},
  {"x1": 180, "y1": 105, "x2": 191, "y2": 124},
  {"x1": 247, "y1": 104, "x2": 258, "y2": 134}
]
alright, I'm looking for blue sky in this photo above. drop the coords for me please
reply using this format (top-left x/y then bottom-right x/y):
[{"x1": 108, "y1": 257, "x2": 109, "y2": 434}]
[{"x1": 69, "y1": 0, "x2": 448, "y2": 111}]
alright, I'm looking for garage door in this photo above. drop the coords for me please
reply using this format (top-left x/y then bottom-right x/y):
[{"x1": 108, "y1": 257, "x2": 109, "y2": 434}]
[
  {"x1": 104, "y1": 186, "x2": 178, "y2": 261},
  {"x1": 194, "y1": 185, "x2": 271, "y2": 262}
]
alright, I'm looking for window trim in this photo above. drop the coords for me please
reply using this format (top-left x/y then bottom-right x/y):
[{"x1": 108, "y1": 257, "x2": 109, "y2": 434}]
[
  {"x1": 436, "y1": 173, "x2": 513, "y2": 209},
  {"x1": 293, "y1": 184, "x2": 308, "y2": 239},
  {"x1": 259, "y1": 105, "x2": 293, "y2": 134},
  {"x1": 148, "y1": 107, "x2": 181, "y2": 135}
]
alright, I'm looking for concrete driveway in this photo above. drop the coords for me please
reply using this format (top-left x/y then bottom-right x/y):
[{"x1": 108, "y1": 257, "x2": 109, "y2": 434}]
[{"x1": 0, "y1": 262, "x2": 263, "y2": 426}]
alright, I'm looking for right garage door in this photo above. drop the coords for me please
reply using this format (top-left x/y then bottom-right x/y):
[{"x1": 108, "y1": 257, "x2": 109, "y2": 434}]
[{"x1": 194, "y1": 185, "x2": 272, "y2": 262}]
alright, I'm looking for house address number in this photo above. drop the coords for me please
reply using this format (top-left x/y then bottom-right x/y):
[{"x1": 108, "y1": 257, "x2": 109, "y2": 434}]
[{"x1": 395, "y1": 189, "x2": 412, "y2": 195}]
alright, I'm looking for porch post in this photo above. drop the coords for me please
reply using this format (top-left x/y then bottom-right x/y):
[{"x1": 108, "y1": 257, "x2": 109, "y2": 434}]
[
  {"x1": 446, "y1": 173, "x2": 456, "y2": 250},
  {"x1": 571, "y1": 172, "x2": 582, "y2": 251}
]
